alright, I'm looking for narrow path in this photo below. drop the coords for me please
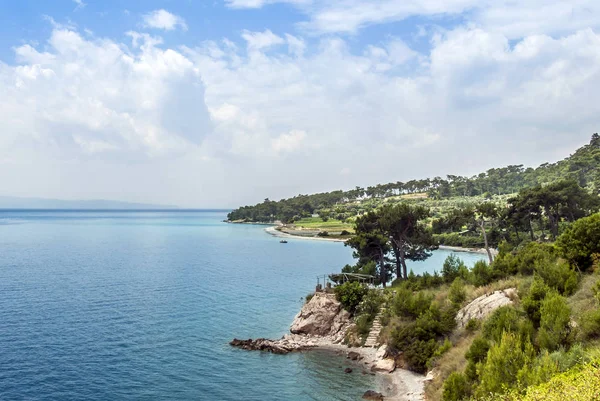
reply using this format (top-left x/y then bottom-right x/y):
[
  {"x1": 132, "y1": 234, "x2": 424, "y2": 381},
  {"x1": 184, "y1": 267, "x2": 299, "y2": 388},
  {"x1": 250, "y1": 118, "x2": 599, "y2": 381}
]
[{"x1": 364, "y1": 308, "x2": 385, "y2": 348}]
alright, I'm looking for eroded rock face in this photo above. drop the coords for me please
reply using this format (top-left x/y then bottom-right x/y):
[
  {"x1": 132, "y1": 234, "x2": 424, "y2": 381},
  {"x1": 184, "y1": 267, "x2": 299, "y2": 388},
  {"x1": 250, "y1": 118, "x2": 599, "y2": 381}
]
[
  {"x1": 290, "y1": 292, "x2": 351, "y2": 337},
  {"x1": 231, "y1": 292, "x2": 352, "y2": 354},
  {"x1": 455, "y1": 288, "x2": 517, "y2": 328}
]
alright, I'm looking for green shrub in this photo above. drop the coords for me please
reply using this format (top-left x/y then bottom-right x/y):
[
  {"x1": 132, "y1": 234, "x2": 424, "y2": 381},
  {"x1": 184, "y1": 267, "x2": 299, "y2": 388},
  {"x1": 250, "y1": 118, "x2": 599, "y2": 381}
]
[
  {"x1": 465, "y1": 318, "x2": 480, "y2": 333},
  {"x1": 334, "y1": 281, "x2": 368, "y2": 313},
  {"x1": 355, "y1": 314, "x2": 372, "y2": 338},
  {"x1": 442, "y1": 372, "x2": 471, "y2": 401},
  {"x1": 556, "y1": 213, "x2": 600, "y2": 271},
  {"x1": 449, "y1": 278, "x2": 467, "y2": 306},
  {"x1": 534, "y1": 258, "x2": 579, "y2": 296},
  {"x1": 514, "y1": 242, "x2": 558, "y2": 276},
  {"x1": 340, "y1": 230, "x2": 351, "y2": 236},
  {"x1": 475, "y1": 331, "x2": 535, "y2": 397},
  {"x1": 442, "y1": 254, "x2": 465, "y2": 283},
  {"x1": 522, "y1": 278, "x2": 551, "y2": 328},
  {"x1": 465, "y1": 336, "x2": 490, "y2": 381},
  {"x1": 483, "y1": 306, "x2": 529, "y2": 343},
  {"x1": 550, "y1": 343, "x2": 588, "y2": 371},
  {"x1": 579, "y1": 309, "x2": 600, "y2": 340},
  {"x1": 317, "y1": 231, "x2": 329, "y2": 237},
  {"x1": 392, "y1": 288, "x2": 433, "y2": 318},
  {"x1": 537, "y1": 292, "x2": 572, "y2": 352},
  {"x1": 356, "y1": 289, "x2": 384, "y2": 317},
  {"x1": 471, "y1": 260, "x2": 494, "y2": 286},
  {"x1": 391, "y1": 303, "x2": 457, "y2": 373},
  {"x1": 517, "y1": 350, "x2": 560, "y2": 388},
  {"x1": 305, "y1": 293, "x2": 314, "y2": 303}
]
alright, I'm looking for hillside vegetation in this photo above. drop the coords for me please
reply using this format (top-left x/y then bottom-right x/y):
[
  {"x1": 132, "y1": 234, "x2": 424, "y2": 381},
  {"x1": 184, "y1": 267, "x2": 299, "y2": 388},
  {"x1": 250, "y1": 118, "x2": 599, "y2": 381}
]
[
  {"x1": 227, "y1": 134, "x2": 600, "y2": 225},
  {"x1": 226, "y1": 134, "x2": 600, "y2": 401}
]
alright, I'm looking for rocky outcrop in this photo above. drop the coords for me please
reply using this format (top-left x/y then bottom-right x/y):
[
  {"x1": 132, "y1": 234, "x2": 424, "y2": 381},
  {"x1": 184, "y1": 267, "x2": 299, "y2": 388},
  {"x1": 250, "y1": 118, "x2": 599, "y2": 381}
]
[
  {"x1": 362, "y1": 390, "x2": 384, "y2": 400},
  {"x1": 290, "y1": 292, "x2": 352, "y2": 340},
  {"x1": 455, "y1": 288, "x2": 517, "y2": 328},
  {"x1": 229, "y1": 337, "x2": 316, "y2": 354},
  {"x1": 231, "y1": 292, "x2": 352, "y2": 354}
]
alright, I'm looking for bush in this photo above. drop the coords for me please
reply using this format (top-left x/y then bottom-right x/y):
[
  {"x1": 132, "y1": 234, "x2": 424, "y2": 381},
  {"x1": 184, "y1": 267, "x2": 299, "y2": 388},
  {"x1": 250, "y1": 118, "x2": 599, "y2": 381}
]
[
  {"x1": 465, "y1": 318, "x2": 480, "y2": 333},
  {"x1": 442, "y1": 372, "x2": 471, "y2": 401},
  {"x1": 537, "y1": 292, "x2": 572, "y2": 352},
  {"x1": 518, "y1": 350, "x2": 560, "y2": 388},
  {"x1": 334, "y1": 281, "x2": 368, "y2": 314},
  {"x1": 340, "y1": 230, "x2": 351, "y2": 236},
  {"x1": 471, "y1": 260, "x2": 494, "y2": 286},
  {"x1": 556, "y1": 213, "x2": 600, "y2": 271},
  {"x1": 391, "y1": 303, "x2": 458, "y2": 373},
  {"x1": 305, "y1": 293, "x2": 314, "y2": 303},
  {"x1": 534, "y1": 258, "x2": 579, "y2": 296},
  {"x1": 403, "y1": 339, "x2": 438, "y2": 373},
  {"x1": 392, "y1": 288, "x2": 433, "y2": 318},
  {"x1": 483, "y1": 306, "x2": 531, "y2": 343},
  {"x1": 579, "y1": 309, "x2": 600, "y2": 340},
  {"x1": 317, "y1": 231, "x2": 329, "y2": 237},
  {"x1": 550, "y1": 343, "x2": 588, "y2": 371},
  {"x1": 442, "y1": 254, "x2": 466, "y2": 283},
  {"x1": 505, "y1": 242, "x2": 557, "y2": 276},
  {"x1": 475, "y1": 331, "x2": 535, "y2": 397},
  {"x1": 449, "y1": 278, "x2": 467, "y2": 306},
  {"x1": 522, "y1": 278, "x2": 551, "y2": 328},
  {"x1": 465, "y1": 336, "x2": 490, "y2": 380}
]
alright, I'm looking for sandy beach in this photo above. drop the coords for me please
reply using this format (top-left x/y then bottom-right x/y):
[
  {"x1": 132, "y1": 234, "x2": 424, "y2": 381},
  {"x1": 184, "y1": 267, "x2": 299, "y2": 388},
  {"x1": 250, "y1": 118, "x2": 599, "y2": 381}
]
[{"x1": 264, "y1": 225, "x2": 348, "y2": 243}]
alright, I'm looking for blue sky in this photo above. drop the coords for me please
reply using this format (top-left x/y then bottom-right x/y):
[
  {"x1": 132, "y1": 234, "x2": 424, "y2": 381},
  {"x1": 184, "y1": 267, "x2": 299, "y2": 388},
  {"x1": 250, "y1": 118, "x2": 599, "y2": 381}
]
[{"x1": 0, "y1": 0, "x2": 599, "y2": 207}]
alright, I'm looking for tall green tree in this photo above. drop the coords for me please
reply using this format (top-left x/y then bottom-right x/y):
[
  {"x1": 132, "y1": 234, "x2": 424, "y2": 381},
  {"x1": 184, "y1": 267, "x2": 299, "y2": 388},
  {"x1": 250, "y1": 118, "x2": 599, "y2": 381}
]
[
  {"x1": 346, "y1": 211, "x2": 392, "y2": 286},
  {"x1": 379, "y1": 203, "x2": 438, "y2": 280}
]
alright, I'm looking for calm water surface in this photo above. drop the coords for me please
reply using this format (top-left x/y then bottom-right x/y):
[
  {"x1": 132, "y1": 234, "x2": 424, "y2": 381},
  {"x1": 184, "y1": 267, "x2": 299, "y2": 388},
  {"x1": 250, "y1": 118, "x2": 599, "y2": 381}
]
[{"x1": 0, "y1": 210, "x2": 484, "y2": 401}]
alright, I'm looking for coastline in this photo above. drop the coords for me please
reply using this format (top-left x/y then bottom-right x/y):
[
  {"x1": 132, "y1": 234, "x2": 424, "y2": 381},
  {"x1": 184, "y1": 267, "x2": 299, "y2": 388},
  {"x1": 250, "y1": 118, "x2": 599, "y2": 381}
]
[
  {"x1": 438, "y1": 244, "x2": 498, "y2": 256},
  {"x1": 264, "y1": 225, "x2": 348, "y2": 243},
  {"x1": 265, "y1": 224, "x2": 496, "y2": 255},
  {"x1": 317, "y1": 344, "x2": 425, "y2": 401}
]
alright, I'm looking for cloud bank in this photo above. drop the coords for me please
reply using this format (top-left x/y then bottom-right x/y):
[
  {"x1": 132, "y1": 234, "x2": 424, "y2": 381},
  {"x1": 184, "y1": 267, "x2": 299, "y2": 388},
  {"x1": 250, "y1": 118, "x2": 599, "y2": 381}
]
[{"x1": 0, "y1": 4, "x2": 598, "y2": 206}]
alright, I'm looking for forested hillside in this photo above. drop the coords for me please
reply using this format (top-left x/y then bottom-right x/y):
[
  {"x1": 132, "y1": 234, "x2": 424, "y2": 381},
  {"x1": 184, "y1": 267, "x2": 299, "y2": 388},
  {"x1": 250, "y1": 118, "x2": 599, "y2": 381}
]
[{"x1": 227, "y1": 134, "x2": 600, "y2": 223}]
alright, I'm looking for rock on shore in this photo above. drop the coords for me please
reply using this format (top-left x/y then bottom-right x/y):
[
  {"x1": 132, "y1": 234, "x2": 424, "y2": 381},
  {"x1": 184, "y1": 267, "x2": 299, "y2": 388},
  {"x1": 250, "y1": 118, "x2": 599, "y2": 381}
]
[{"x1": 230, "y1": 292, "x2": 353, "y2": 354}]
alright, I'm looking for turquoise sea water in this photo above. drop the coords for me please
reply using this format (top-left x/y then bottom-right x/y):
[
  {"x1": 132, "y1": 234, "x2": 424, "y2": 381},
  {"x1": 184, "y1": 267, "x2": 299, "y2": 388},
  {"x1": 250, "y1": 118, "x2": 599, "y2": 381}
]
[{"x1": 0, "y1": 210, "x2": 485, "y2": 401}]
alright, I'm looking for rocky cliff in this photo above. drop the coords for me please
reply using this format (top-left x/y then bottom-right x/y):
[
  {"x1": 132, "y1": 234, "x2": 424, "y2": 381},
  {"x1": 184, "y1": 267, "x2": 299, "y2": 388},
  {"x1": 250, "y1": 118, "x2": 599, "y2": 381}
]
[{"x1": 230, "y1": 292, "x2": 353, "y2": 353}]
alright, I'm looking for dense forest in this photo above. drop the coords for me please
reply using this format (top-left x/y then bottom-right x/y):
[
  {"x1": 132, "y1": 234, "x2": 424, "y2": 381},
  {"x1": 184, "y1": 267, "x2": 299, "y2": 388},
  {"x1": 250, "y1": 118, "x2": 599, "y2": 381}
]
[{"x1": 227, "y1": 134, "x2": 600, "y2": 223}]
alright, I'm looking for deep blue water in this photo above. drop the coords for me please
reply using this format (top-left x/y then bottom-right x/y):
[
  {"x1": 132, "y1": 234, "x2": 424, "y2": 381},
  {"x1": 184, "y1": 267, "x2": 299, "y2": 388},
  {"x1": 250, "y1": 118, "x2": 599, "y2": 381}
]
[{"x1": 0, "y1": 210, "x2": 485, "y2": 401}]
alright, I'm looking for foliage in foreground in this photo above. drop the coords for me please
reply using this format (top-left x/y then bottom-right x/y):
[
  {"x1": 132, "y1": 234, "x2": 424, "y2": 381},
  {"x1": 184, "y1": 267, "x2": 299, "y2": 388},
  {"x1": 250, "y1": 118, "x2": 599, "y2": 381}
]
[{"x1": 479, "y1": 358, "x2": 600, "y2": 401}]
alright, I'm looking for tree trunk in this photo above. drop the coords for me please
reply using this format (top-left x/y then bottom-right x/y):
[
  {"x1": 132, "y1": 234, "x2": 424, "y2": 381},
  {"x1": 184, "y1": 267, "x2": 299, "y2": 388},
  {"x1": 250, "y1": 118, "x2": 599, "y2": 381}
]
[
  {"x1": 400, "y1": 247, "x2": 408, "y2": 280},
  {"x1": 391, "y1": 243, "x2": 402, "y2": 280},
  {"x1": 379, "y1": 249, "x2": 387, "y2": 288},
  {"x1": 480, "y1": 219, "x2": 494, "y2": 264},
  {"x1": 528, "y1": 218, "x2": 534, "y2": 241}
]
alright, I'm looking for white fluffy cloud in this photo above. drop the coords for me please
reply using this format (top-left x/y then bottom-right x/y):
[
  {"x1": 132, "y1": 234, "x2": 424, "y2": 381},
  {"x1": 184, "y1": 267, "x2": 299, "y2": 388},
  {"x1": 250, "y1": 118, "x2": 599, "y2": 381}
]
[
  {"x1": 225, "y1": 0, "x2": 600, "y2": 38},
  {"x1": 1, "y1": 28, "x2": 210, "y2": 160},
  {"x1": 142, "y1": 9, "x2": 188, "y2": 31},
  {"x1": 1, "y1": 7, "x2": 600, "y2": 206}
]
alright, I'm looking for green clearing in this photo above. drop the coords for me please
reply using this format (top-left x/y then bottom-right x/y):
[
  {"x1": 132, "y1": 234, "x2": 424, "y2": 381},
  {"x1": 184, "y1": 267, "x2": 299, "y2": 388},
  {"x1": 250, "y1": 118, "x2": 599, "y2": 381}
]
[{"x1": 292, "y1": 217, "x2": 354, "y2": 232}]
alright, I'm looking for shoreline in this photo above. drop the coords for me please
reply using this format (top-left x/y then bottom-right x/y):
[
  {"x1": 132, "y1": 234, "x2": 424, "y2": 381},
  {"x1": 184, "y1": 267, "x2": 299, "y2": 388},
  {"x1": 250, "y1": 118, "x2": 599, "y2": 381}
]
[
  {"x1": 315, "y1": 344, "x2": 425, "y2": 401},
  {"x1": 265, "y1": 224, "x2": 495, "y2": 255},
  {"x1": 438, "y1": 244, "x2": 498, "y2": 256},
  {"x1": 264, "y1": 225, "x2": 348, "y2": 243}
]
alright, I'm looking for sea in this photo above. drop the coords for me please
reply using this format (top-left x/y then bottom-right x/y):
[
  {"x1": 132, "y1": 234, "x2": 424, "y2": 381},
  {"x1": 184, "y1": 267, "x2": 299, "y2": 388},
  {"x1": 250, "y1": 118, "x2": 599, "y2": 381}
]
[{"x1": 0, "y1": 210, "x2": 486, "y2": 401}]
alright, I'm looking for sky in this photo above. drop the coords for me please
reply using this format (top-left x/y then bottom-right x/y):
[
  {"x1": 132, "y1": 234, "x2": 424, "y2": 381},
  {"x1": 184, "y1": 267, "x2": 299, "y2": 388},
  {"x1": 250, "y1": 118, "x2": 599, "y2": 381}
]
[{"x1": 0, "y1": 1, "x2": 599, "y2": 208}]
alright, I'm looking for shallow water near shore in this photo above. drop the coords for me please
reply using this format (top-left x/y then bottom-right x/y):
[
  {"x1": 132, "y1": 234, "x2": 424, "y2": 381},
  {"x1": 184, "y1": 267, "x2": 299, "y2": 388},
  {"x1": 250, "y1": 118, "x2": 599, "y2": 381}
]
[{"x1": 0, "y1": 210, "x2": 485, "y2": 400}]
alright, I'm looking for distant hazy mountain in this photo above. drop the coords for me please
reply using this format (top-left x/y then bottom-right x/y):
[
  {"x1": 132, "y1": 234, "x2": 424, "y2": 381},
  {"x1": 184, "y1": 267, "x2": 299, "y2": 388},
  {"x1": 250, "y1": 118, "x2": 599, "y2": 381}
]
[{"x1": 0, "y1": 196, "x2": 178, "y2": 210}]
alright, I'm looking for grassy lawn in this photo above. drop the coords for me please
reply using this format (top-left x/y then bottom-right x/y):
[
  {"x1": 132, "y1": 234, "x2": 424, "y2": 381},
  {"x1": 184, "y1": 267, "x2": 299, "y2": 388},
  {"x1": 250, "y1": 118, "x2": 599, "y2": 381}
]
[{"x1": 293, "y1": 217, "x2": 354, "y2": 232}]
